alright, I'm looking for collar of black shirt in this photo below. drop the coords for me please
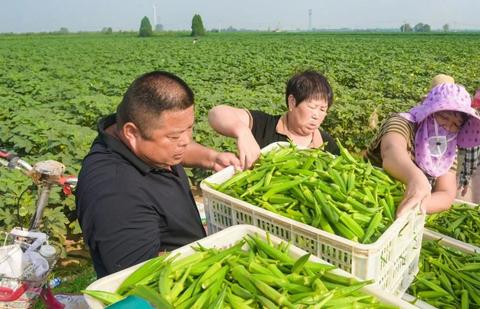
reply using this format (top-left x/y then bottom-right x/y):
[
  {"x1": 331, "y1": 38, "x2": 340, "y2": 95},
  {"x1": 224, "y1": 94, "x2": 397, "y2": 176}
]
[{"x1": 96, "y1": 114, "x2": 180, "y2": 176}]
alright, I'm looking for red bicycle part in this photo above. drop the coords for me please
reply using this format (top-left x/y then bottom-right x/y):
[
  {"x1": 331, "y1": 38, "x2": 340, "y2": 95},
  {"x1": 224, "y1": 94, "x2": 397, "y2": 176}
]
[
  {"x1": 58, "y1": 175, "x2": 76, "y2": 195},
  {"x1": 40, "y1": 286, "x2": 65, "y2": 309},
  {"x1": 0, "y1": 150, "x2": 8, "y2": 159},
  {"x1": 0, "y1": 283, "x2": 28, "y2": 301}
]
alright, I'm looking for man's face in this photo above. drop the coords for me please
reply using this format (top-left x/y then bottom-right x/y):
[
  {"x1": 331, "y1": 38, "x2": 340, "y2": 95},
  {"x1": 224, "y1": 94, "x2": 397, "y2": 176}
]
[{"x1": 130, "y1": 106, "x2": 194, "y2": 168}]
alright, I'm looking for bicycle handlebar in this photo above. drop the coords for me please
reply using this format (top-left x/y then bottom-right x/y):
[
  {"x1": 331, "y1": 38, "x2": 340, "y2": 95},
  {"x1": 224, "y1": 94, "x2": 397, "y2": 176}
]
[
  {"x1": 1, "y1": 149, "x2": 78, "y2": 230},
  {"x1": 0, "y1": 150, "x2": 33, "y2": 172},
  {"x1": 0, "y1": 149, "x2": 77, "y2": 191}
]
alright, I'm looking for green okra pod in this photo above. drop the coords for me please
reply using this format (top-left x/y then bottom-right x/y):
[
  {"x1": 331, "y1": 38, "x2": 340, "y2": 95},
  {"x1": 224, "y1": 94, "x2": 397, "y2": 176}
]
[{"x1": 82, "y1": 290, "x2": 125, "y2": 306}]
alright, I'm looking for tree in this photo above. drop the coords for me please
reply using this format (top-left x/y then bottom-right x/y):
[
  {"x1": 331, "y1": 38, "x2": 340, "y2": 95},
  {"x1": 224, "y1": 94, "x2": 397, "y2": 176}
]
[
  {"x1": 139, "y1": 16, "x2": 153, "y2": 37},
  {"x1": 58, "y1": 27, "x2": 69, "y2": 34},
  {"x1": 155, "y1": 24, "x2": 164, "y2": 32},
  {"x1": 191, "y1": 14, "x2": 206, "y2": 37},
  {"x1": 443, "y1": 23, "x2": 449, "y2": 32},
  {"x1": 413, "y1": 23, "x2": 424, "y2": 32},
  {"x1": 101, "y1": 27, "x2": 113, "y2": 34},
  {"x1": 400, "y1": 23, "x2": 412, "y2": 32},
  {"x1": 413, "y1": 23, "x2": 431, "y2": 33}
]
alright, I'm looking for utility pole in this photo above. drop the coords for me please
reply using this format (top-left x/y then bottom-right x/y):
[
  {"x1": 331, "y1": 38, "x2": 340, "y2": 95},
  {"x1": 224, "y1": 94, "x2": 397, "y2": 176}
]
[
  {"x1": 308, "y1": 9, "x2": 312, "y2": 31},
  {"x1": 153, "y1": 4, "x2": 157, "y2": 27}
]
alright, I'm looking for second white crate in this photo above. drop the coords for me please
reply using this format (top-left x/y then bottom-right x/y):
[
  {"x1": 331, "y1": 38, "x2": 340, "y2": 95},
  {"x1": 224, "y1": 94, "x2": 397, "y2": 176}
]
[{"x1": 85, "y1": 225, "x2": 417, "y2": 309}]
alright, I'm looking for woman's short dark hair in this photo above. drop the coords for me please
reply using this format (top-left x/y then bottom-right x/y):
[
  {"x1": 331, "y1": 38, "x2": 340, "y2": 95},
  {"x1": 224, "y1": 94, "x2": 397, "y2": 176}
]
[
  {"x1": 116, "y1": 71, "x2": 194, "y2": 139},
  {"x1": 285, "y1": 70, "x2": 333, "y2": 108}
]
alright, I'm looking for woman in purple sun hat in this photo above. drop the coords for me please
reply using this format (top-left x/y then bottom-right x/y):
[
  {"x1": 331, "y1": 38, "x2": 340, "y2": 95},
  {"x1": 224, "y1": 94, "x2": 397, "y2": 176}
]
[{"x1": 366, "y1": 75, "x2": 480, "y2": 217}]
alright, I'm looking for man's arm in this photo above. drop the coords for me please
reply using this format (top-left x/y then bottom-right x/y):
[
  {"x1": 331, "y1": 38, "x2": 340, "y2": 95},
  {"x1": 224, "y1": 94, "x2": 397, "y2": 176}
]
[
  {"x1": 182, "y1": 141, "x2": 240, "y2": 172},
  {"x1": 380, "y1": 132, "x2": 432, "y2": 217},
  {"x1": 208, "y1": 105, "x2": 261, "y2": 169},
  {"x1": 93, "y1": 187, "x2": 162, "y2": 275}
]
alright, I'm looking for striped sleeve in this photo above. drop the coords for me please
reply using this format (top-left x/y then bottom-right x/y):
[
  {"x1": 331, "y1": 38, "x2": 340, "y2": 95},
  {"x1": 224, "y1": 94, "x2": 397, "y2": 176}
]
[{"x1": 365, "y1": 114, "x2": 415, "y2": 167}]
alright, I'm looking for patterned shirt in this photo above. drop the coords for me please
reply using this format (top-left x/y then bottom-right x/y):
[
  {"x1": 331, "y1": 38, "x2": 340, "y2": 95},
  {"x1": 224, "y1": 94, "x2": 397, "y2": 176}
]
[{"x1": 458, "y1": 146, "x2": 480, "y2": 187}]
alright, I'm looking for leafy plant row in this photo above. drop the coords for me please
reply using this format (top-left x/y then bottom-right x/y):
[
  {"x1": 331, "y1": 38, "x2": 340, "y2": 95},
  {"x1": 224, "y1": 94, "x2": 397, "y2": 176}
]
[{"x1": 1, "y1": 32, "x2": 479, "y2": 244}]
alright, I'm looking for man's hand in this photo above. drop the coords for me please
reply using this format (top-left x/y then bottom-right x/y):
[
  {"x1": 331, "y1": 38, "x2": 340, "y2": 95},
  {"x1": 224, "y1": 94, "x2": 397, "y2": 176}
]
[
  {"x1": 212, "y1": 152, "x2": 241, "y2": 172},
  {"x1": 396, "y1": 174, "x2": 431, "y2": 217},
  {"x1": 237, "y1": 133, "x2": 261, "y2": 170}
]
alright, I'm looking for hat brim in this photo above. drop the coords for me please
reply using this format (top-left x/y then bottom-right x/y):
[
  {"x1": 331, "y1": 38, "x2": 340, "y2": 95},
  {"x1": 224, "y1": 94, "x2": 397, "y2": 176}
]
[{"x1": 458, "y1": 114, "x2": 480, "y2": 147}]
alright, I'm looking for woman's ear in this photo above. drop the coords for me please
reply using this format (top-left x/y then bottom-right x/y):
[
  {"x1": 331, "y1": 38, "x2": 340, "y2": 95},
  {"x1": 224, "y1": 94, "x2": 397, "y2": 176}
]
[{"x1": 287, "y1": 95, "x2": 296, "y2": 111}]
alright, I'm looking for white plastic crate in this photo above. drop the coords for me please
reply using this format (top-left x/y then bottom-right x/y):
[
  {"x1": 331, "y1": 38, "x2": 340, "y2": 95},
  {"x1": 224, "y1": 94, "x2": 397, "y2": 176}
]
[
  {"x1": 85, "y1": 225, "x2": 417, "y2": 309},
  {"x1": 403, "y1": 218, "x2": 479, "y2": 308},
  {"x1": 423, "y1": 199, "x2": 480, "y2": 253},
  {"x1": 200, "y1": 143, "x2": 425, "y2": 296}
]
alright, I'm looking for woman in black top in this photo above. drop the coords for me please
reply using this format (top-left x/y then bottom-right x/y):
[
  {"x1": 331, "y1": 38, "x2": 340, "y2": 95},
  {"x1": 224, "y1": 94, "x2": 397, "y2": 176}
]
[{"x1": 208, "y1": 70, "x2": 339, "y2": 169}]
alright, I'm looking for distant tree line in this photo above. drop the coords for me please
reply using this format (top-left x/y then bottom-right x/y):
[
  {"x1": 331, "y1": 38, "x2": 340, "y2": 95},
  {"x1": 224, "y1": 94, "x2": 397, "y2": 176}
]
[{"x1": 400, "y1": 23, "x2": 450, "y2": 33}]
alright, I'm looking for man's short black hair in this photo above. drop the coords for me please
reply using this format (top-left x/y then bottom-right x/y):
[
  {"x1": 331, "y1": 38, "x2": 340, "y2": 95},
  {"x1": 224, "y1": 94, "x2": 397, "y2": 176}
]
[
  {"x1": 285, "y1": 70, "x2": 333, "y2": 108},
  {"x1": 116, "y1": 71, "x2": 194, "y2": 139}
]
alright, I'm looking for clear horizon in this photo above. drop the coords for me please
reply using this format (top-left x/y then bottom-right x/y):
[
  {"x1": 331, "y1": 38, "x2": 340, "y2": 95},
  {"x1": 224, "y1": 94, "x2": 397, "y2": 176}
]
[{"x1": 1, "y1": 0, "x2": 479, "y2": 33}]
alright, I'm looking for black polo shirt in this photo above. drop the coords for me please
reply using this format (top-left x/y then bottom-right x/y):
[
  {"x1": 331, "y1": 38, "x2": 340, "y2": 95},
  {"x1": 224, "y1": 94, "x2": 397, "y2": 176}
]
[
  {"x1": 249, "y1": 110, "x2": 340, "y2": 155},
  {"x1": 75, "y1": 114, "x2": 206, "y2": 278}
]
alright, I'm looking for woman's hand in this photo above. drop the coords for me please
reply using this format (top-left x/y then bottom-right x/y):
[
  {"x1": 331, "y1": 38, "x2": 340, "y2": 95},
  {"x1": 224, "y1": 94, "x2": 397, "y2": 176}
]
[
  {"x1": 379, "y1": 132, "x2": 432, "y2": 217},
  {"x1": 208, "y1": 105, "x2": 258, "y2": 170},
  {"x1": 396, "y1": 174, "x2": 431, "y2": 217},
  {"x1": 236, "y1": 132, "x2": 261, "y2": 170}
]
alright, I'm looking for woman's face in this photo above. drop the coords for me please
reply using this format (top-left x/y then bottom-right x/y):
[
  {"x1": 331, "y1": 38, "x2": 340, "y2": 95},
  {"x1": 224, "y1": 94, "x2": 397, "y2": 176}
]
[
  {"x1": 434, "y1": 111, "x2": 465, "y2": 133},
  {"x1": 288, "y1": 95, "x2": 328, "y2": 136}
]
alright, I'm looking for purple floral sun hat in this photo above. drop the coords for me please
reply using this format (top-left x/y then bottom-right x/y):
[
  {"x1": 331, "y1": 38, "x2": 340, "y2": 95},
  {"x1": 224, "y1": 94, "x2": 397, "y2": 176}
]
[
  {"x1": 400, "y1": 83, "x2": 480, "y2": 177},
  {"x1": 402, "y1": 83, "x2": 480, "y2": 147}
]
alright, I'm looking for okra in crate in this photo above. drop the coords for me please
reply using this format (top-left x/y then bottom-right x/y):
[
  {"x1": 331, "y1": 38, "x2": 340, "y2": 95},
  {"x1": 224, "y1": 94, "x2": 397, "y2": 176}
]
[
  {"x1": 423, "y1": 199, "x2": 480, "y2": 253},
  {"x1": 201, "y1": 142, "x2": 425, "y2": 295},
  {"x1": 84, "y1": 225, "x2": 416, "y2": 309},
  {"x1": 402, "y1": 231, "x2": 480, "y2": 308}
]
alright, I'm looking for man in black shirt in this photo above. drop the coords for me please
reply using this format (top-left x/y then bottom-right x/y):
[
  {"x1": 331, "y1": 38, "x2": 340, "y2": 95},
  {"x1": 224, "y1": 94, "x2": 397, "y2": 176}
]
[{"x1": 75, "y1": 71, "x2": 240, "y2": 278}]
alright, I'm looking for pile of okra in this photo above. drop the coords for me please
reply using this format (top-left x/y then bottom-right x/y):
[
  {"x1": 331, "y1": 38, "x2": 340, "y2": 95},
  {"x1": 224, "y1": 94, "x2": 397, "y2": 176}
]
[
  {"x1": 208, "y1": 143, "x2": 405, "y2": 244},
  {"x1": 409, "y1": 241, "x2": 480, "y2": 308},
  {"x1": 84, "y1": 234, "x2": 398, "y2": 308},
  {"x1": 426, "y1": 203, "x2": 480, "y2": 247}
]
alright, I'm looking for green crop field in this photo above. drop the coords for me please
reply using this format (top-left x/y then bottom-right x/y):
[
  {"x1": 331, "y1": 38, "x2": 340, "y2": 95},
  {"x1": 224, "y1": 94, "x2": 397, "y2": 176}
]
[{"x1": 1, "y1": 31, "x2": 479, "y2": 243}]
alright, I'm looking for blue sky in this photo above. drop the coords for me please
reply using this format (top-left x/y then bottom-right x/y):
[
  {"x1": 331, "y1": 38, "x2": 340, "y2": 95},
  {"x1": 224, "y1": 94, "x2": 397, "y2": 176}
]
[{"x1": 1, "y1": 0, "x2": 479, "y2": 33}]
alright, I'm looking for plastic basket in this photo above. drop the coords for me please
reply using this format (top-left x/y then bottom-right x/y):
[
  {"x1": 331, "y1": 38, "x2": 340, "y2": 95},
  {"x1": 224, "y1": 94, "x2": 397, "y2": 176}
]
[
  {"x1": 403, "y1": 218, "x2": 478, "y2": 308},
  {"x1": 423, "y1": 199, "x2": 480, "y2": 253},
  {"x1": 0, "y1": 263, "x2": 57, "y2": 309},
  {"x1": 85, "y1": 224, "x2": 417, "y2": 309},
  {"x1": 0, "y1": 278, "x2": 43, "y2": 309},
  {"x1": 0, "y1": 232, "x2": 58, "y2": 309},
  {"x1": 200, "y1": 143, "x2": 425, "y2": 295}
]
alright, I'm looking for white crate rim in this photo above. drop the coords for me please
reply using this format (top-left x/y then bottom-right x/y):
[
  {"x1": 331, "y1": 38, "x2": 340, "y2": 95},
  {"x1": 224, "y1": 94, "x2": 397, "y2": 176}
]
[{"x1": 85, "y1": 225, "x2": 416, "y2": 309}]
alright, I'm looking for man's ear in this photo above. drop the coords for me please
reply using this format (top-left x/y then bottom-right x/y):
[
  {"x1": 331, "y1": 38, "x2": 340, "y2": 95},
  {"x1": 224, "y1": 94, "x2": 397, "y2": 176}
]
[
  {"x1": 287, "y1": 95, "x2": 297, "y2": 111},
  {"x1": 122, "y1": 122, "x2": 141, "y2": 151}
]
